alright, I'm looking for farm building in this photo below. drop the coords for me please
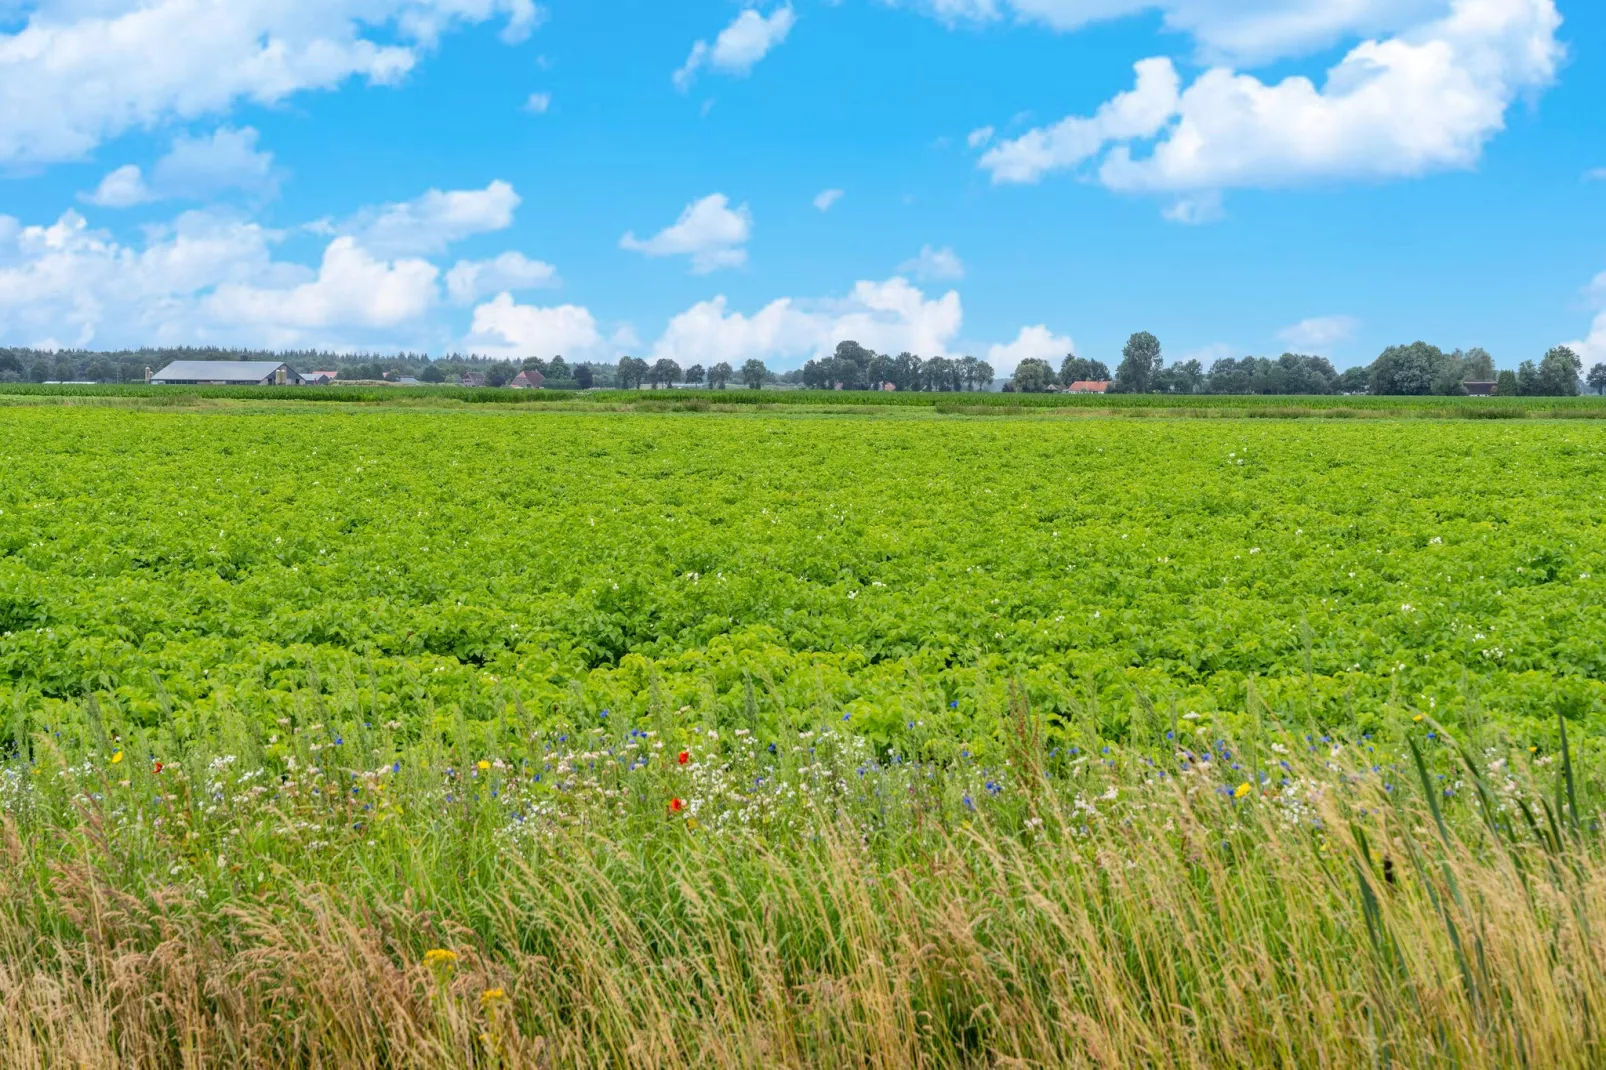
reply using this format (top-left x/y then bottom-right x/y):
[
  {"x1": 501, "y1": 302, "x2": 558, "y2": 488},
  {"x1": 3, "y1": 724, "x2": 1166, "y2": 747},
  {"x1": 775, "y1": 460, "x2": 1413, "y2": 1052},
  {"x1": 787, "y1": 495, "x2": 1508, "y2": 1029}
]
[
  {"x1": 510, "y1": 369, "x2": 545, "y2": 389},
  {"x1": 1067, "y1": 380, "x2": 1110, "y2": 394},
  {"x1": 1464, "y1": 381, "x2": 1497, "y2": 396},
  {"x1": 303, "y1": 370, "x2": 338, "y2": 385},
  {"x1": 150, "y1": 361, "x2": 306, "y2": 386},
  {"x1": 459, "y1": 372, "x2": 487, "y2": 387}
]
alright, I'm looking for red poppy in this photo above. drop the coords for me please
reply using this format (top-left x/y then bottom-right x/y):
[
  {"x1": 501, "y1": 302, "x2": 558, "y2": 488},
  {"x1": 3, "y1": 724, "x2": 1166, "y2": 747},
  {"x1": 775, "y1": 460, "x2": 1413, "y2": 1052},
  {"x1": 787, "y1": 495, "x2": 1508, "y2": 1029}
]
[
  {"x1": 677, "y1": 750, "x2": 690, "y2": 765},
  {"x1": 669, "y1": 798, "x2": 685, "y2": 814},
  {"x1": 153, "y1": 761, "x2": 163, "y2": 774}
]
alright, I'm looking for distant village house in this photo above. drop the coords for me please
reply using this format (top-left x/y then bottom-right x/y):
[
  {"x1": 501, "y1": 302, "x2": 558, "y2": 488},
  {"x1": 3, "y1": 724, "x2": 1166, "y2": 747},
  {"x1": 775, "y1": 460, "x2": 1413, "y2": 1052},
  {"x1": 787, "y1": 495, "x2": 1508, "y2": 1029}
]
[
  {"x1": 510, "y1": 369, "x2": 545, "y2": 389},
  {"x1": 1067, "y1": 380, "x2": 1110, "y2": 394}
]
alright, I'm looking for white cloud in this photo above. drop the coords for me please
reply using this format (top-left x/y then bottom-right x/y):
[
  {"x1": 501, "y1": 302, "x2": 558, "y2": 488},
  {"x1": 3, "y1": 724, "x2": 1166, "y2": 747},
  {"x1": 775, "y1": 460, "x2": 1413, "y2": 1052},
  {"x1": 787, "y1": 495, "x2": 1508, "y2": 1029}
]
[
  {"x1": 898, "y1": 244, "x2": 966, "y2": 281},
  {"x1": 918, "y1": 0, "x2": 1447, "y2": 65},
  {"x1": 1278, "y1": 314, "x2": 1359, "y2": 350},
  {"x1": 1585, "y1": 168, "x2": 1606, "y2": 182},
  {"x1": 0, "y1": 0, "x2": 539, "y2": 165},
  {"x1": 85, "y1": 165, "x2": 151, "y2": 208},
  {"x1": 979, "y1": 57, "x2": 1181, "y2": 183},
  {"x1": 967, "y1": 125, "x2": 996, "y2": 149},
  {"x1": 620, "y1": 193, "x2": 752, "y2": 273},
  {"x1": 813, "y1": 188, "x2": 844, "y2": 211},
  {"x1": 205, "y1": 237, "x2": 438, "y2": 333},
  {"x1": 1567, "y1": 271, "x2": 1606, "y2": 365},
  {"x1": 84, "y1": 126, "x2": 279, "y2": 207},
  {"x1": 651, "y1": 276, "x2": 962, "y2": 368},
  {"x1": 0, "y1": 208, "x2": 294, "y2": 347},
  {"x1": 445, "y1": 251, "x2": 558, "y2": 305},
  {"x1": 985, "y1": 324, "x2": 1074, "y2": 375},
  {"x1": 525, "y1": 92, "x2": 551, "y2": 113},
  {"x1": 464, "y1": 292, "x2": 608, "y2": 359},
  {"x1": 1162, "y1": 190, "x2": 1224, "y2": 224},
  {"x1": 979, "y1": 0, "x2": 1562, "y2": 204},
  {"x1": 674, "y1": 6, "x2": 796, "y2": 90},
  {"x1": 343, "y1": 180, "x2": 521, "y2": 257}
]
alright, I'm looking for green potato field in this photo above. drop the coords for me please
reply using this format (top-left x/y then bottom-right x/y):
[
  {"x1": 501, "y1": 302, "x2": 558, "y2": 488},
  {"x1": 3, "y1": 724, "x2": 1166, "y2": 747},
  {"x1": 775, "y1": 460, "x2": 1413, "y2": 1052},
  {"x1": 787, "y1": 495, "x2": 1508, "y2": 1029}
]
[{"x1": 2, "y1": 405, "x2": 1602, "y2": 748}]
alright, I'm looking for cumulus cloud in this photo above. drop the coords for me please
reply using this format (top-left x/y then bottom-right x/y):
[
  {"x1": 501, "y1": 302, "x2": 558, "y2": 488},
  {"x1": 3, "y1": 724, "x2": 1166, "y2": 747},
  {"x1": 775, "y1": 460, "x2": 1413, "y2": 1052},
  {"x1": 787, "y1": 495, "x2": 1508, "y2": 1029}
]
[
  {"x1": 918, "y1": 0, "x2": 1447, "y2": 65},
  {"x1": 967, "y1": 125, "x2": 996, "y2": 149},
  {"x1": 674, "y1": 6, "x2": 796, "y2": 90},
  {"x1": 1567, "y1": 270, "x2": 1606, "y2": 365},
  {"x1": 0, "y1": 0, "x2": 539, "y2": 165},
  {"x1": 813, "y1": 188, "x2": 844, "y2": 211},
  {"x1": 975, "y1": 0, "x2": 1563, "y2": 213},
  {"x1": 1278, "y1": 314, "x2": 1359, "y2": 350},
  {"x1": 0, "y1": 208, "x2": 295, "y2": 348},
  {"x1": 525, "y1": 92, "x2": 551, "y2": 113},
  {"x1": 650, "y1": 277, "x2": 963, "y2": 368},
  {"x1": 445, "y1": 251, "x2": 558, "y2": 304},
  {"x1": 204, "y1": 238, "x2": 438, "y2": 335},
  {"x1": 341, "y1": 180, "x2": 521, "y2": 257},
  {"x1": 985, "y1": 324, "x2": 1074, "y2": 375},
  {"x1": 898, "y1": 244, "x2": 966, "y2": 281},
  {"x1": 464, "y1": 292, "x2": 608, "y2": 359},
  {"x1": 979, "y1": 57, "x2": 1181, "y2": 183},
  {"x1": 620, "y1": 193, "x2": 752, "y2": 273},
  {"x1": 85, "y1": 126, "x2": 279, "y2": 207}
]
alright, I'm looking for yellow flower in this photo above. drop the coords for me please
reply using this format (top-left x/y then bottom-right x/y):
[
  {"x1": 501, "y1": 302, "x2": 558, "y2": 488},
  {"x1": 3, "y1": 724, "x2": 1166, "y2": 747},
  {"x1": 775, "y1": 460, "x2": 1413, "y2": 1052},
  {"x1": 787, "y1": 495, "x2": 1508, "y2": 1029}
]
[
  {"x1": 424, "y1": 948, "x2": 459, "y2": 968},
  {"x1": 1234, "y1": 782, "x2": 1252, "y2": 799},
  {"x1": 480, "y1": 987, "x2": 506, "y2": 1007},
  {"x1": 477, "y1": 760, "x2": 491, "y2": 772},
  {"x1": 111, "y1": 750, "x2": 124, "y2": 764},
  {"x1": 1412, "y1": 715, "x2": 1424, "y2": 722}
]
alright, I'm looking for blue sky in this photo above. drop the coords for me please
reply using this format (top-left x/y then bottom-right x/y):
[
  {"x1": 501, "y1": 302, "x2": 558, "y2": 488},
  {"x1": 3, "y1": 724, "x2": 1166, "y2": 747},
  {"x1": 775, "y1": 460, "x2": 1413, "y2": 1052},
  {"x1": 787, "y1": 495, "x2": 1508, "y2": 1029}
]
[{"x1": 0, "y1": 0, "x2": 1603, "y2": 372}]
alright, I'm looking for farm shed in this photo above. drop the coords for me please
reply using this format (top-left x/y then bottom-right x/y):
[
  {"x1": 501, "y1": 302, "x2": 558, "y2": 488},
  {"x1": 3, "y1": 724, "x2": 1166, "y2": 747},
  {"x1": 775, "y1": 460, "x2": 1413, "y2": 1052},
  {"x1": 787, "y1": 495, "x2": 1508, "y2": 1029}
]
[
  {"x1": 1067, "y1": 380, "x2": 1110, "y2": 394},
  {"x1": 150, "y1": 361, "x2": 306, "y2": 386},
  {"x1": 510, "y1": 369, "x2": 545, "y2": 389}
]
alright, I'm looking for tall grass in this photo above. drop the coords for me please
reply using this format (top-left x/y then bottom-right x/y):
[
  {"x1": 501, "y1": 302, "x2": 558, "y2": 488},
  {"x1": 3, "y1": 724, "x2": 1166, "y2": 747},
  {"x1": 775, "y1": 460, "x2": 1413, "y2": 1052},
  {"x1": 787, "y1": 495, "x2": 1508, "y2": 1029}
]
[{"x1": 2, "y1": 693, "x2": 1601, "y2": 1068}]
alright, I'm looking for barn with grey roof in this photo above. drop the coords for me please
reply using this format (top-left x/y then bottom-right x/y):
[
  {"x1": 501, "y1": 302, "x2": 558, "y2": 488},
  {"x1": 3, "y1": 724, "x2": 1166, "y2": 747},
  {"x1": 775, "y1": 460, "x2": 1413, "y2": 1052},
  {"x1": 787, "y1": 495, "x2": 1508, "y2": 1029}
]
[{"x1": 149, "y1": 361, "x2": 306, "y2": 386}]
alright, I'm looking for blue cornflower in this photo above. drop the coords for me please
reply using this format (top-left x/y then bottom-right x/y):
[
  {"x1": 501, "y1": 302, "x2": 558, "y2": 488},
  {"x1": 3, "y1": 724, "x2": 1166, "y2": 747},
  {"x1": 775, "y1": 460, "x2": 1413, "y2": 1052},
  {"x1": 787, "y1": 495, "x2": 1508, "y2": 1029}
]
[
  {"x1": 962, "y1": 794, "x2": 975, "y2": 811},
  {"x1": 392, "y1": 761, "x2": 401, "y2": 774}
]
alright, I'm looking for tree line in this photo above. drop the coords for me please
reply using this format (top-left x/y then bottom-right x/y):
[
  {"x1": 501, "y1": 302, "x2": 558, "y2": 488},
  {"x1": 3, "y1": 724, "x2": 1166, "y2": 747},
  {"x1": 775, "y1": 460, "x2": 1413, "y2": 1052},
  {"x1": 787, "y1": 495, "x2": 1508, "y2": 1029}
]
[
  {"x1": 1006, "y1": 333, "x2": 1599, "y2": 397},
  {"x1": 2, "y1": 338, "x2": 1602, "y2": 396}
]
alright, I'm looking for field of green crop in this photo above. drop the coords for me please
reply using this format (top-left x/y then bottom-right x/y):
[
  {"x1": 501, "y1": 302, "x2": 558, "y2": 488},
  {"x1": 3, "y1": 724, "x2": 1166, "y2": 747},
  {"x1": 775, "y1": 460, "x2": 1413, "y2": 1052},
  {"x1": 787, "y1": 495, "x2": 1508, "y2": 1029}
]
[
  {"x1": 2, "y1": 406, "x2": 1603, "y2": 743},
  {"x1": 3, "y1": 403, "x2": 1605, "y2": 1067}
]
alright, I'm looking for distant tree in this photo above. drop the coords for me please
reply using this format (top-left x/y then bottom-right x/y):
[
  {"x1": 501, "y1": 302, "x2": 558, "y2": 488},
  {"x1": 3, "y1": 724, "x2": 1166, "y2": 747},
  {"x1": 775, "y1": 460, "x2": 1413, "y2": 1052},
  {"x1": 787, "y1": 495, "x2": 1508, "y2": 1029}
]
[
  {"x1": 28, "y1": 361, "x2": 49, "y2": 383},
  {"x1": 1336, "y1": 366, "x2": 1370, "y2": 394},
  {"x1": 892, "y1": 352, "x2": 923, "y2": 392},
  {"x1": 1588, "y1": 363, "x2": 1606, "y2": 396},
  {"x1": 419, "y1": 364, "x2": 445, "y2": 383},
  {"x1": 684, "y1": 364, "x2": 706, "y2": 386},
  {"x1": 1516, "y1": 360, "x2": 1541, "y2": 397},
  {"x1": 867, "y1": 352, "x2": 898, "y2": 389},
  {"x1": 85, "y1": 357, "x2": 114, "y2": 383},
  {"x1": 486, "y1": 362, "x2": 515, "y2": 387},
  {"x1": 1368, "y1": 342, "x2": 1443, "y2": 396},
  {"x1": 973, "y1": 360, "x2": 994, "y2": 390},
  {"x1": 709, "y1": 361, "x2": 733, "y2": 389},
  {"x1": 574, "y1": 363, "x2": 594, "y2": 389},
  {"x1": 1465, "y1": 347, "x2": 1496, "y2": 381},
  {"x1": 1059, "y1": 355, "x2": 1110, "y2": 386},
  {"x1": 648, "y1": 358, "x2": 682, "y2": 389},
  {"x1": 522, "y1": 356, "x2": 548, "y2": 374},
  {"x1": 617, "y1": 356, "x2": 649, "y2": 389},
  {"x1": 958, "y1": 355, "x2": 982, "y2": 391},
  {"x1": 740, "y1": 359, "x2": 769, "y2": 390},
  {"x1": 1537, "y1": 345, "x2": 1583, "y2": 396},
  {"x1": 547, "y1": 356, "x2": 570, "y2": 381},
  {"x1": 1012, "y1": 358, "x2": 1057, "y2": 393},
  {"x1": 1431, "y1": 351, "x2": 1471, "y2": 396},
  {"x1": 1171, "y1": 358, "x2": 1205, "y2": 394},
  {"x1": 1495, "y1": 369, "x2": 1519, "y2": 397},
  {"x1": 1114, "y1": 332, "x2": 1160, "y2": 393},
  {"x1": 801, "y1": 359, "x2": 829, "y2": 390},
  {"x1": 53, "y1": 356, "x2": 73, "y2": 381}
]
